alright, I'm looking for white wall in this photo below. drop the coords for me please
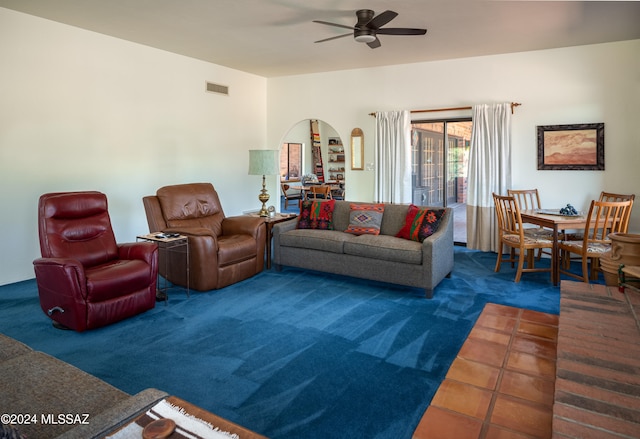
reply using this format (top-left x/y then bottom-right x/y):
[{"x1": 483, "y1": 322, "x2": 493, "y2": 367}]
[
  {"x1": 2, "y1": 5, "x2": 639, "y2": 286},
  {"x1": 267, "y1": 39, "x2": 640, "y2": 228},
  {"x1": 0, "y1": 8, "x2": 267, "y2": 284}
]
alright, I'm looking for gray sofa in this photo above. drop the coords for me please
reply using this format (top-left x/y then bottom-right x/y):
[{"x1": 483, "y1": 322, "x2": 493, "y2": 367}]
[
  {"x1": 0, "y1": 333, "x2": 167, "y2": 439},
  {"x1": 272, "y1": 201, "x2": 454, "y2": 298}
]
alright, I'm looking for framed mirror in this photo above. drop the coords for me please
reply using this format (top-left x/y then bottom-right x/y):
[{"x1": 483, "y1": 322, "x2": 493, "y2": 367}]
[{"x1": 351, "y1": 128, "x2": 364, "y2": 170}]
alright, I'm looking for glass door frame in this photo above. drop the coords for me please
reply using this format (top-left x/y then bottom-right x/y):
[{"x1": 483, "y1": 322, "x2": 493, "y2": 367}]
[{"x1": 411, "y1": 117, "x2": 471, "y2": 208}]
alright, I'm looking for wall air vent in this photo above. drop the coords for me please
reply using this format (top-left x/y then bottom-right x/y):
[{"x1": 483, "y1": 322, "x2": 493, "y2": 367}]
[{"x1": 205, "y1": 81, "x2": 229, "y2": 96}]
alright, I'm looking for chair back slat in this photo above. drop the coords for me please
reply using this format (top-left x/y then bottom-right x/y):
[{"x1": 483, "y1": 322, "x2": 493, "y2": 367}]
[
  {"x1": 584, "y1": 199, "x2": 634, "y2": 242},
  {"x1": 494, "y1": 193, "x2": 523, "y2": 237},
  {"x1": 309, "y1": 185, "x2": 332, "y2": 200},
  {"x1": 507, "y1": 189, "x2": 542, "y2": 211},
  {"x1": 599, "y1": 191, "x2": 635, "y2": 203}
]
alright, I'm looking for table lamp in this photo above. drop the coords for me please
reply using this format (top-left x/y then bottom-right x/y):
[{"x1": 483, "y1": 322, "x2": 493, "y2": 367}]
[{"x1": 248, "y1": 149, "x2": 280, "y2": 217}]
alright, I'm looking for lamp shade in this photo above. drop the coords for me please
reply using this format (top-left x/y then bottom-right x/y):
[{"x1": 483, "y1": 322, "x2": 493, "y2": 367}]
[{"x1": 248, "y1": 149, "x2": 280, "y2": 176}]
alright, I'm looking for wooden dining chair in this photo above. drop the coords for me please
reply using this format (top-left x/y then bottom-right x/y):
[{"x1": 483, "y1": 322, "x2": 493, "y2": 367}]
[
  {"x1": 507, "y1": 189, "x2": 542, "y2": 211},
  {"x1": 309, "y1": 185, "x2": 332, "y2": 200},
  {"x1": 599, "y1": 191, "x2": 634, "y2": 235},
  {"x1": 331, "y1": 183, "x2": 345, "y2": 200},
  {"x1": 559, "y1": 199, "x2": 634, "y2": 282},
  {"x1": 508, "y1": 189, "x2": 553, "y2": 258},
  {"x1": 281, "y1": 183, "x2": 303, "y2": 209},
  {"x1": 493, "y1": 193, "x2": 554, "y2": 283},
  {"x1": 565, "y1": 191, "x2": 635, "y2": 242},
  {"x1": 599, "y1": 191, "x2": 635, "y2": 203}
]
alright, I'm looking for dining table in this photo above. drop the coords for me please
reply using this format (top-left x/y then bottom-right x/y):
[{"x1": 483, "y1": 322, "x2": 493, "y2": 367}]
[
  {"x1": 520, "y1": 209, "x2": 590, "y2": 286},
  {"x1": 299, "y1": 184, "x2": 342, "y2": 199}
]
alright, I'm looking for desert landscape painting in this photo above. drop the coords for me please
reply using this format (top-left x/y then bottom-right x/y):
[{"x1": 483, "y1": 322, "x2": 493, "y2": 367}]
[
  {"x1": 537, "y1": 123, "x2": 604, "y2": 170},
  {"x1": 543, "y1": 129, "x2": 597, "y2": 164}
]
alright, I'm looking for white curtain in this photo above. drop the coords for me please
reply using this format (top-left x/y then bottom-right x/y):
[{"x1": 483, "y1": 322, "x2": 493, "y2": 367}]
[
  {"x1": 467, "y1": 103, "x2": 512, "y2": 252},
  {"x1": 374, "y1": 110, "x2": 412, "y2": 203}
]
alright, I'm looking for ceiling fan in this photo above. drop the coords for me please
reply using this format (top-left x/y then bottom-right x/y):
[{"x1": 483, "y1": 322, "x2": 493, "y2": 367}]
[{"x1": 313, "y1": 9, "x2": 427, "y2": 49}]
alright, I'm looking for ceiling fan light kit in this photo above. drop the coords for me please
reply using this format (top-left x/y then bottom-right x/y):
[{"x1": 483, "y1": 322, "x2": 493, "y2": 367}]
[
  {"x1": 354, "y1": 30, "x2": 376, "y2": 43},
  {"x1": 313, "y1": 9, "x2": 427, "y2": 49}
]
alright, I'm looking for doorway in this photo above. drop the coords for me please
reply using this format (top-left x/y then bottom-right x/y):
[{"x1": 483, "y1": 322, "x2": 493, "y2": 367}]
[{"x1": 411, "y1": 119, "x2": 471, "y2": 244}]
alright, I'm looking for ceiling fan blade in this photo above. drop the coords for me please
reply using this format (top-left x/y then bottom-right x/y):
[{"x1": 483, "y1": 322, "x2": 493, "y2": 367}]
[
  {"x1": 314, "y1": 33, "x2": 352, "y2": 43},
  {"x1": 377, "y1": 28, "x2": 427, "y2": 36},
  {"x1": 312, "y1": 20, "x2": 355, "y2": 31},
  {"x1": 366, "y1": 10, "x2": 398, "y2": 29},
  {"x1": 367, "y1": 38, "x2": 381, "y2": 49}
]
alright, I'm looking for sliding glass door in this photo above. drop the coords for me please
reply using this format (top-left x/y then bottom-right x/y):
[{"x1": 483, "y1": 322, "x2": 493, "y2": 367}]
[{"x1": 411, "y1": 119, "x2": 471, "y2": 243}]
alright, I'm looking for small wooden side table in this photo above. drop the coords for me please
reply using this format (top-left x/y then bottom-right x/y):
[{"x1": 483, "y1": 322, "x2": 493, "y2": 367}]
[
  {"x1": 246, "y1": 213, "x2": 297, "y2": 269},
  {"x1": 136, "y1": 233, "x2": 189, "y2": 301}
]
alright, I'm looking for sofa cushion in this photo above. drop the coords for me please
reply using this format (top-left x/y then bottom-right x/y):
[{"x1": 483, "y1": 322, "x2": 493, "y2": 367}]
[
  {"x1": 396, "y1": 204, "x2": 420, "y2": 240},
  {"x1": 332, "y1": 202, "x2": 410, "y2": 235},
  {"x1": 279, "y1": 229, "x2": 353, "y2": 254},
  {"x1": 297, "y1": 199, "x2": 335, "y2": 230},
  {"x1": 378, "y1": 204, "x2": 411, "y2": 236},
  {"x1": 345, "y1": 203, "x2": 385, "y2": 235},
  {"x1": 409, "y1": 209, "x2": 446, "y2": 242},
  {"x1": 343, "y1": 235, "x2": 423, "y2": 264}
]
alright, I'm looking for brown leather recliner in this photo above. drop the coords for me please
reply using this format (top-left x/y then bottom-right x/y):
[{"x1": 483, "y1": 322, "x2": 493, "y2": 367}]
[
  {"x1": 33, "y1": 191, "x2": 158, "y2": 331},
  {"x1": 143, "y1": 183, "x2": 266, "y2": 291}
]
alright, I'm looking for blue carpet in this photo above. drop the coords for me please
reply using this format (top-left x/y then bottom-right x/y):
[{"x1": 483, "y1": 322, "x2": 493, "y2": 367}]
[{"x1": 0, "y1": 248, "x2": 588, "y2": 438}]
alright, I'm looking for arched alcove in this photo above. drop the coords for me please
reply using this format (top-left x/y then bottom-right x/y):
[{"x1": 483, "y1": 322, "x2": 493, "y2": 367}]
[{"x1": 280, "y1": 119, "x2": 344, "y2": 184}]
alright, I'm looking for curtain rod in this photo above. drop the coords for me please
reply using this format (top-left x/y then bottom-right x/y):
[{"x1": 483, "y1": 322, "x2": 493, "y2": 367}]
[{"x1": 369, "y1": 102, "x2": 521, "y2": 117}]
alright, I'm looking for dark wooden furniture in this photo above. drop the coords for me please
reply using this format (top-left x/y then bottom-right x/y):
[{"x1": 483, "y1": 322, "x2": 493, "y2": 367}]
[{"x1": 247, "y1": 212, "x2": 297, "y2": 269}]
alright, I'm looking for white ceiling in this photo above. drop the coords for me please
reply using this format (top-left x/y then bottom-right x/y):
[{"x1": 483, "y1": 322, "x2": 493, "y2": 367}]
[{"x1": 1, "y1": 0, "x2": 639, "y2": 77}]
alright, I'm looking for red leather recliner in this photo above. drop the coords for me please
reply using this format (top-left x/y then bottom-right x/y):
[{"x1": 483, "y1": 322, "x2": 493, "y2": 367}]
[{"x1": 33, "y1": 191, "x2": 158, "y2": 331}]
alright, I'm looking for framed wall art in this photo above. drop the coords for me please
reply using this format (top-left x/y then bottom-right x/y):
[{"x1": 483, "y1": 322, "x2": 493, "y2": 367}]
[{"x1": 537, "y1": 123, "x2": 604, "y2": 170}]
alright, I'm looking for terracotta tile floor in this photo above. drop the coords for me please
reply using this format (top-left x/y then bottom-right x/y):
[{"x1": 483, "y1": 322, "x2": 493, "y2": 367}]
[
  {"x1": 413, "y1": 303, "x2": 559, "y2": 439},
  {"x1": 413, "y1": 281, "x2": 640, "y2": 439}
]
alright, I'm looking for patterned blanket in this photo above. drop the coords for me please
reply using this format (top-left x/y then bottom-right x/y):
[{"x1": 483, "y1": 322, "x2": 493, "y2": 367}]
[{"x1": 106, "y1": 399, "x2": 239, "y2": 439}]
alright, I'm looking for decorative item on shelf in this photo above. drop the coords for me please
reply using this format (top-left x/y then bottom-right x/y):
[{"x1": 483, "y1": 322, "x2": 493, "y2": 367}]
[
  {"x1": 268, "y1": 205, "x2": 276, "y2": 218},
  {"x1": 302, "y1": 173, "x2": 319, "y2": 186},
  {"x1": 248, "y1": 149, "x2": 280, "y2": 217}
]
